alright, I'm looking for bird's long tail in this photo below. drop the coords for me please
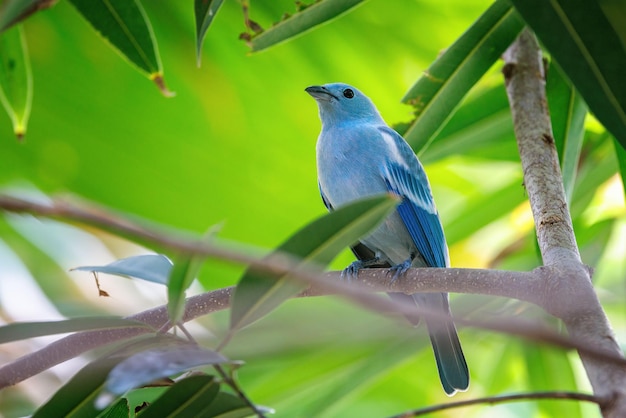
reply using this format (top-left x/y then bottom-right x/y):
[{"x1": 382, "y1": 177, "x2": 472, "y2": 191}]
[{"x1": 413, "y1": 292, "x2": 469, "y2": 396}]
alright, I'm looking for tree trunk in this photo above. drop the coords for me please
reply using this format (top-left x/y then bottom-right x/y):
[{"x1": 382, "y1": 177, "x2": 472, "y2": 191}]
[{"x1": 503, "y1": 28, "x2": 626, "y2": 418}]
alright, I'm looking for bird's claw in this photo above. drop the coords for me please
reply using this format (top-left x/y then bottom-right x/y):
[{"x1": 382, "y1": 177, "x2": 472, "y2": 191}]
[
  {"x1": 387, "y1": 259, "x2": 412, "y2": 281},
  {"x1": 341, "y1": 260, "x2": 363, "y2": 281}
]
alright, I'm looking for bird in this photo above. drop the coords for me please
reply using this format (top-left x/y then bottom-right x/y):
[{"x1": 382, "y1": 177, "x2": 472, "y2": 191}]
[{"x1": 306, "y1": 82, "x2": 469, "y2": 395}]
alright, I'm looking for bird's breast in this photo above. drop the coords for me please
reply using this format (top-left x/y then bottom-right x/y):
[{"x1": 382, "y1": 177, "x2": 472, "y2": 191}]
[
  {"x1": 316, "y1": 132, "x2": 389, "y2": 208},
  {"x1": 315, "y1": 126, "x2": 420, "y2": 265}
]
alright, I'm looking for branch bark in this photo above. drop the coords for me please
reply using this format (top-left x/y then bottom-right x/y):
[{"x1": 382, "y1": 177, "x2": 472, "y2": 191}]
[
  {"x1": 503, "y1": 28, "x2": 626, "y2": 417},
  {"x1": 0, "y1": 268, "x2": 624, "y2": 393}
]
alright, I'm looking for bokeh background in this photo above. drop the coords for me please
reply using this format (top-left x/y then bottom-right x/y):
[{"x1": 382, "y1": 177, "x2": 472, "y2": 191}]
[{"x1": 0, "y1": 0, "x2": 624, "y2": 417}]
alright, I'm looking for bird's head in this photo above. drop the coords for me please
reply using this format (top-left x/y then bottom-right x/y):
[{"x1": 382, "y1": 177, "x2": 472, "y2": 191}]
[{"x1": 305, "y1": 83, "x2": 384, "y2": 126}]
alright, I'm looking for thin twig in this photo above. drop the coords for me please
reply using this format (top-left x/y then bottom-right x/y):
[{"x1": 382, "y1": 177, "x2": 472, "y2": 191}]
[
  {"x1": 177, "y1": 321, "x2": 259, "y2": 413},
  {"x1": 176, "y1": 323, "x2": 195, "y2": 342},
  {"x1": 389, "y1": 391, "x2": 603, "y2": 417},
  {"x1": 214, "y1": 364, "x2": 266, "y2": 418},
  {"x1": 0, "y1": 194, "x2": 278, "y2": 270}
]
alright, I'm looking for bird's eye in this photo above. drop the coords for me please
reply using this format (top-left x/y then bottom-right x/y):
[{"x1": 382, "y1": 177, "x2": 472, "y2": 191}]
[{"x1": 343, "y1": 89, "x2": 354, "y2": 99}]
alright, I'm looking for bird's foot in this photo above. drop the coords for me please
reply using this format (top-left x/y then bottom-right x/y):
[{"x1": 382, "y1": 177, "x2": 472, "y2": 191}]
[
  {"x1": 387, "y1": 258, "x2": 413, "y2": 281},
  {"x1": 341, "y1": 257, "x2": 382, "y2": 281},
  {"x1": 341, "y1": 260, "x2": 364, "y2": 281}
]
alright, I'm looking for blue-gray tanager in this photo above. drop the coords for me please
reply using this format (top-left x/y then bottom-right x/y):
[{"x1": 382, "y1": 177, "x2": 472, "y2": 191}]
[{"x1": 306, "y1": 82, "x2": 469, "y2": 395}]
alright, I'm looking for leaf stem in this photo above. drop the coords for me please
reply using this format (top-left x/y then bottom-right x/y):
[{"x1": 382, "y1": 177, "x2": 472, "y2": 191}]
[{"x1": 214, "y1": 363, "x2": 266, "y2": 418}]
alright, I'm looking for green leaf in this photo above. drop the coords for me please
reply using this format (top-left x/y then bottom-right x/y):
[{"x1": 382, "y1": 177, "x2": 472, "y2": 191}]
[
  {"x1": 0, "y1": 317, "x2": 152, "y2": 344},
  {"x1": 401, "y1": 0, "x2": 524, "y2": 155},
  {"x1": 576, "y1": 218, "x2": 615, "y2": 269},
  {"x1": 167, "y1": 253, "x2": 204, "y2": 324},
  {"x1": 522, "y1": 344, "x2": 582, "y2": 418},
  {"x1": 33, "y1": 335, "x2": 188, "y2": 417},
  {"x1": 200, "y1": 392, "x2": 256, "y2": 418},
  {"x1": 169, "y1": 227, "x2": 217, "y2": 323},
  {"x1": 510, "y1": 0, "x2": 626, "y2": 151},
  {"x1": 483, "y1": 341, "x2": 520, "y2": 394},
  {"x1": 249, "y1": 0, "x2": 366, "y2": 52},
  {"x1": 547, "y1": 63, "x2": 587, "y2": 204},
  {"x1": 104, "y1": 345, "x2": 228, "y2": 396},
  {"x1": 0, "y1": 25, "x2": 32, "y2": 140},
  {"x1": 33, "y1": 356, "x2": 124, "y2": 418},
  {"x1": 299, "y1": 339, "x2": 424, "y2": 416},
  {"x1": 570, "y1": 133, "x2": 618, "y2": 218},
  {"x1": 445, "y1": 179, "x2": 526, "y2": 245},
  {"x1": 194, "y1": 0, "x2": 225, "y2": 65},
  {"x1": 230, "y1": 194, "x2": 398, "y2": 331},
  {"x1": 0, "y1": 0, "x2": 55, "y2": 33},
  {"x1": 615, "y1": 138, "x2": 626, "y2": 197},
  {"x1": 96, "y1": 398, "x2": 129, "y2": 418},
  {"x1": 72, "y1": 254, "x2": 173, "y2": 285},
  {"x1": 416, "y1": 85, "x2": 517, "y2": 164},
  {"x1": 137, "y1": 375, "x2": 219, "y2": 418},
  {"x1": 67, "y1": 0, "x2": 172, "y2": 96}
]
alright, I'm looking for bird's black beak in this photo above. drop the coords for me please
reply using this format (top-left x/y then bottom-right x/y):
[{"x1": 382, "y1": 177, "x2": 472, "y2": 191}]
[{"x1": 305, "y1": 85, "x2": 337, "y2": 101}]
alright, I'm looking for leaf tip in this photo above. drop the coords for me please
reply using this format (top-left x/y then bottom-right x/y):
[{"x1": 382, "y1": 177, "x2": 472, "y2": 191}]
[
  {"x1": 150, "y1": 73, "x2": 175, "y2": 97},
  {"x1": 14, "y1": 128, "x2": 25, "y2": 142},
  {"x1": 385, "y1": 192, "x2": 402, "y2": 204}
]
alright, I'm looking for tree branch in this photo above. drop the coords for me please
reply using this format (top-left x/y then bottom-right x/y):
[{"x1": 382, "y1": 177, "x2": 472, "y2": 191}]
[
  {"x1": 390, "y1": 391, "x2": 603, "y2": 417},
  {"x1": 2, "y1": 270, "x2": 626, "y2": 390},
  {"x1": 0, "y1": 194, "x2": 546, "y2": 310},
  {"x1": 503, "y1": 28, "x2": 626, "y2": 418},
  {"x1": 502, "y1": 30, "x2": 579, "y2": 267},
  {"x1": 0, "y1": 194, "x2": 559, "y2": 307}
]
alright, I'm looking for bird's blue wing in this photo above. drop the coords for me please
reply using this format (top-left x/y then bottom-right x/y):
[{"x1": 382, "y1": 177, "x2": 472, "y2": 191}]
[{"x1": 379, "y1": 129, "x2": 449, "y2": 268}]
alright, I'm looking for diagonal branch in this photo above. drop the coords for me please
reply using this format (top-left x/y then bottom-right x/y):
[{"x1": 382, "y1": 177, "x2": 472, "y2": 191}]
[
  {"x1": 502, "y1": 29, "x2": 579, "y2": 267},
  {"x1": 0, "y1": 193, "x2": 541, "y2": 306}
]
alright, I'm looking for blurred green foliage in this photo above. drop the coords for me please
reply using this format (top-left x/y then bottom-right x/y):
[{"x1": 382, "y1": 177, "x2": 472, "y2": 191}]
[{"x1": 0, "y1": 0, "x2": 624, "y2": 417}]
